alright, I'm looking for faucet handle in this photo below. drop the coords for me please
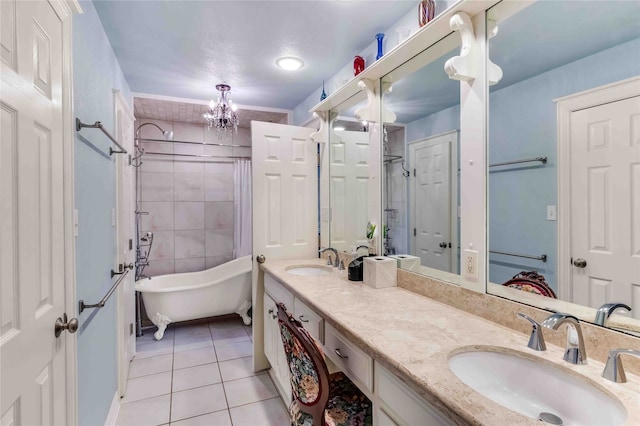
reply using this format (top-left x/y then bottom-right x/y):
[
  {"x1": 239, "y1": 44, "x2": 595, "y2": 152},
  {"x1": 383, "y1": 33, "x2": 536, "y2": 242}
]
[
  {"x1": 338, "y1": 260, "x2": 345, "y2": 271},
  {"x1": 517, "y1": 313, "x2": 546, "y2": 351},
  {"x1": 602, "y1": 348, "x2": 640, "y2": 383},
  {"x1": 326, "y1": 255, "x2": 333, "y2": 266}
]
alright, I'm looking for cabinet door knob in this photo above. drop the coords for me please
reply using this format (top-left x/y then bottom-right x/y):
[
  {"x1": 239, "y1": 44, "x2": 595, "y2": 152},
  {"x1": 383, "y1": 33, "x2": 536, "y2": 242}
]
[{"x1": 298, "y1": 315, "x2": 309, "y2": 323}]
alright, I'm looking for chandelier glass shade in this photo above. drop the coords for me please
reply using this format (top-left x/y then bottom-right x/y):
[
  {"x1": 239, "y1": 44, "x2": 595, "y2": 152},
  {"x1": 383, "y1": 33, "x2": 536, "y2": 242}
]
[{"x1": 203, "y1": 84, "x2": 239, "y2": 137}]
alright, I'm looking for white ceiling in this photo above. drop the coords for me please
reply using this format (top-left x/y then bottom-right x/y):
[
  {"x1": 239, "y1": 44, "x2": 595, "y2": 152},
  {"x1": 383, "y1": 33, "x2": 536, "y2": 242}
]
[{"x1": 93, "y1": 0, "x2": 416, "y2": 111}]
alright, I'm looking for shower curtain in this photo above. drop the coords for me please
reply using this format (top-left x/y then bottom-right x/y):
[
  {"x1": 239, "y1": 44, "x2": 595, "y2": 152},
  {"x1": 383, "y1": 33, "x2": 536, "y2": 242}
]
[{"x1": 233, "y1": 160, "x2": 252, "y2": 258}]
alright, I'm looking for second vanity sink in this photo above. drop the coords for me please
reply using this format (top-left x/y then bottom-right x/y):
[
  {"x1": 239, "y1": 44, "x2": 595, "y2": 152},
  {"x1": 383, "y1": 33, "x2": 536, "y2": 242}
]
[
  {"x1": 285, "y1": 265, "x2": 333, "y2": 276},
  {"x1": 448, "y1": 347, "x2": 627, "y2": 425}
]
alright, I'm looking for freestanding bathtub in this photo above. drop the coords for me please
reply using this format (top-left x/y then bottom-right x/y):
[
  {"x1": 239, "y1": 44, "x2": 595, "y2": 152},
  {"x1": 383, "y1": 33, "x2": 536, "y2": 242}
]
[{"x1": 135, "y1": 255, "x2": 253, "y2": 340}]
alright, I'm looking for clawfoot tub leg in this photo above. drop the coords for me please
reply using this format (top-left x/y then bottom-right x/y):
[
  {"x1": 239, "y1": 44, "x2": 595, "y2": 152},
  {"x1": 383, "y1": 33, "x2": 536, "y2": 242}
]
[
  {"x1": 151, "y1": 313, "x2": 172, "y2": 340},
  {"x1": 235, "y1": 300, "x2": 252, "y2": 326}
]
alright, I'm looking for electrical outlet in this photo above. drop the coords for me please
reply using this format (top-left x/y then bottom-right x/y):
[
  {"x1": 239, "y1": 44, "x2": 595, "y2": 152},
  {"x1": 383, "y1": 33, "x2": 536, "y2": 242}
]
[{"x1": 464, "y1": 249, "x2": 478, "y2": 281}]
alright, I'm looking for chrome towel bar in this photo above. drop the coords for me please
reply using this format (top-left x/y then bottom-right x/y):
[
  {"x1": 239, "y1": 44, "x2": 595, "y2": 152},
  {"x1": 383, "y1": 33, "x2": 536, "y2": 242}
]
[
  {"x1": 490, "y1": 156, "x2": 547, "y2": 168},
  {"x1": 79, "y1": 268, "x2": 130, "y2": 313},
  {"x1": 489, "y1": 250, "x2": 547, "y2": 263},
  {"x1": 76, "y1": 118, "x2": 127, "y2": 156}
]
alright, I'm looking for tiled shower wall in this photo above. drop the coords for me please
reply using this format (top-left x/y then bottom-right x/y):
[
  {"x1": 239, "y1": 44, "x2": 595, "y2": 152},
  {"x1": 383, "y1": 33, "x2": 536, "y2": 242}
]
[
  {"x1": 385, "y1": 127, "x2": 408, "y2": 255},
  {"x1": 137, "y1": 119, "x2": 251, "y2": 276}
]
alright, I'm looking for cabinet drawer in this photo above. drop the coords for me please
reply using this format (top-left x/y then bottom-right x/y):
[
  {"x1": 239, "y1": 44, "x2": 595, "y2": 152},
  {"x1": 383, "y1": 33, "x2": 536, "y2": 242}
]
[
  {"x1": 293, "y1": 298, "x2": 324, "y2": 344},
  {"x1": 375, "y1": 363, "x2": 453, "y2": 426},
  {"x1": 376, "y1": 408, "x2": 399, "y2": 426},
  {"x1": 265, "y1": 273, "x2": 294, "y2": 307},
  {"x1": 324, "y1": 323, "x2": 372, "y2": 393}
]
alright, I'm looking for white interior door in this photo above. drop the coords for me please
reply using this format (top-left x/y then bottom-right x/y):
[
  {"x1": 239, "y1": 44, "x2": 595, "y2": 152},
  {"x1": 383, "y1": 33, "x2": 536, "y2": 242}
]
[
  {"x1": 115, "y1": 92, "x2": 135, "y2": 396},
  {"x1": 569, "y1": 95, "x2": 640, "y2": 317},
  {"x1": 1, "y1": 1, "x2": 74, "y2": 424},
  {"x1": 250, "y1": 121, "x2": 317, "y2": 371},
  {"x1": 409, "y1": 132, "x2": 455, "y2": 272},
  {"x1": 329, "y1": 130, "x2": 370, "y2": 251}
]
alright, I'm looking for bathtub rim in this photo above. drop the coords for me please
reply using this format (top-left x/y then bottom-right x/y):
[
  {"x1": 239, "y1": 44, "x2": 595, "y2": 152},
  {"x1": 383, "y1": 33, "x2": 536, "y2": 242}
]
[{"x1": 135, "y1": 255, "x2": 252, "y2": 294}]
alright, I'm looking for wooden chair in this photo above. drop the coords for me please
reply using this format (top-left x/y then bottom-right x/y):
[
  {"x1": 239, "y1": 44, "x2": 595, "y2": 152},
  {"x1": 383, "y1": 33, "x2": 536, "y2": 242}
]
[{"x1": 276, "y1": 302, "x2": 372, "y2": 426}]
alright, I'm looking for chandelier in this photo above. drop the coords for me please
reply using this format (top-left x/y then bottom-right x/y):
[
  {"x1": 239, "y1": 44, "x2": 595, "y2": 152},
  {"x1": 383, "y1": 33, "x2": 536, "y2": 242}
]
[{"x1": 203, "y1": 84, "x2": 239, "y2": 137}]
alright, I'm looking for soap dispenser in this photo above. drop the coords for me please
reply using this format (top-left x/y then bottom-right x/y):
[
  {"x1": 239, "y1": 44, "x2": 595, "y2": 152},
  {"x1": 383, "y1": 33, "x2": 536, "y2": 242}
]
[{"x1": 348, "y1": 256, "x2": 366, "y2": 281}]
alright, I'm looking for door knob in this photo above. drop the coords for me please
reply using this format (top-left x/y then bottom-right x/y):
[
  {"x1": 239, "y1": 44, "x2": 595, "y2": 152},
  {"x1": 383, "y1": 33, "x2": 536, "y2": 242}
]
[
  {"x1": 54, "y1": 313, "x2": 79, "y2": 338},
  {"x1": 573, "y1": 258, "x2": 587, "y2": 268},
  {"x1": 256, "y1": 254, "x2": 266, "y2": 264},
  {"x1": 439, "y1": 242, "x2": 448, "y2": 248}
]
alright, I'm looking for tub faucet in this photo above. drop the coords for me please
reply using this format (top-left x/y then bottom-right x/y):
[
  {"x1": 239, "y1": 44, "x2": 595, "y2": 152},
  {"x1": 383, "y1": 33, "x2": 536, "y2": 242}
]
[
  {"x1": 594, "y1": 303, "x2": 631, "y2": 326},
  {"x1": 319, "y1": 247, "x2": 340, "y2": 267},
  {"x1": 602, "y1": 348, "x2": 640, "y2": 383},
  {"x1": 542, "y1": 313, "x2": 587, "y2": 365}
]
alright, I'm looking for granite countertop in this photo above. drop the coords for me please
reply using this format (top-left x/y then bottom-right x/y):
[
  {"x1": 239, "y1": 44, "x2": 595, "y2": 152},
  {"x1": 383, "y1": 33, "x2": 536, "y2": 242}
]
[{"x1": 261, "y1": 258, "x2": 640, "y2": 426}]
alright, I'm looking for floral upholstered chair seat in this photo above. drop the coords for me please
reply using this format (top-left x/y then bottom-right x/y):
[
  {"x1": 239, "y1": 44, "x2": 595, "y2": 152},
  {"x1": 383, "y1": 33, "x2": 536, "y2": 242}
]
[{"x1": 277, "y1": 303, "x2": 372, "y2": 426}]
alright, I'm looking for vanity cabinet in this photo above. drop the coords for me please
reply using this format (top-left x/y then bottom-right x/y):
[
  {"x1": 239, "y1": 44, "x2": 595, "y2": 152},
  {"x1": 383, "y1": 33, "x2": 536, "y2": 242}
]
[
  {"x1": 324, "y1": 323, "x2": 373, "y2": 395},
  {"x1": 264, "y1": 273, "x2": 325, "y2": 404},
  {"x1": 263, "y1": 272, "x2": 454, "y2": 425},
  {"x1": 374, "y1": 363, "x2": 454, "y2": 426},
  {"x1": 263, "y1": 291, "x2": 292, "y2": 403}
]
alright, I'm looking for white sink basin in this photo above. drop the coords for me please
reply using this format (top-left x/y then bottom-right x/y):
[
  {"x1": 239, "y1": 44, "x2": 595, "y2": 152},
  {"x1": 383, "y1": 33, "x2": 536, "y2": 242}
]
[
  {"x1": 285, "y1": 265, "x2": 332, "y2": 276},
  {"x1": 448, "y1": 347, "x2": 627, "y2": 425}
]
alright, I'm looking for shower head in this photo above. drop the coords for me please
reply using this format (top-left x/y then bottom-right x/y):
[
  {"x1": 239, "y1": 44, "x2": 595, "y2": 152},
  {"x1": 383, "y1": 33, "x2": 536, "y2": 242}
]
[{"x1": 135, "y1": 122, "x2": 173, "y2": 142}]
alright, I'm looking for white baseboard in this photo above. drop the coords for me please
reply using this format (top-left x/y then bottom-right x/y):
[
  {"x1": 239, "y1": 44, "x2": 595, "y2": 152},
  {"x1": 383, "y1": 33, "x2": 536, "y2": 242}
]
[{"x1": 104, "y1": 390, "x2": 121, "y2": 426}]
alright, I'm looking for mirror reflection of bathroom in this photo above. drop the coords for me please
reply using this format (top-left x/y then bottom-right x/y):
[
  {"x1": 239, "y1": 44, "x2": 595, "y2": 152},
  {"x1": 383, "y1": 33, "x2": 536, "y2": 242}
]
[
  {"x1": 486, "y1": 0, "x2": 640, "y2": 334},
  {"x1": 381, "y1": 32, "x2": 461, "y2": 281},
  {"x1": 328, "y1": 92, "x2": 373, "y2": 254}
]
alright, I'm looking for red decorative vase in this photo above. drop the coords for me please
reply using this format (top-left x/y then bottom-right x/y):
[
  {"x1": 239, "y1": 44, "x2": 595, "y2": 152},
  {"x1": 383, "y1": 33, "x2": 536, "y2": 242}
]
[
  {"x1": 354, "y1": 55, "x2": 365, "y2": 76},
  {"x1": 418, "y1": 0, "x2": 436, "y2": 27}
]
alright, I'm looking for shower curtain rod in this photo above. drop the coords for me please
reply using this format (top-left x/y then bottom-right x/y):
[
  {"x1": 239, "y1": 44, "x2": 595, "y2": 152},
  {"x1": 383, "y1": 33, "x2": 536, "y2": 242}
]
[
  {"x1": 142, "y1": 151, "x2": 250, "y2": 160},
  {"x1": 138, "y1": 137, "x2": 248, "y2": 148}
]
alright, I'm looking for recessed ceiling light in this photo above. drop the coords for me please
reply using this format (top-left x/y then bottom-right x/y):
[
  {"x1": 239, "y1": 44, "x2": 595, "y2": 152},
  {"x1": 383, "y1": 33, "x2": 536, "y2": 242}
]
[{"x1": 276, "y1": 57, "x2": 304, "y2": 71}]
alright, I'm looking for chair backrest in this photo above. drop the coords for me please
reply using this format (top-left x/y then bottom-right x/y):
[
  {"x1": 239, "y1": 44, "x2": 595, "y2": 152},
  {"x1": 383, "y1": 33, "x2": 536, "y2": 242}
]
[{"x1": 277, "y1": 302, "x2": 329, "y2": 426}]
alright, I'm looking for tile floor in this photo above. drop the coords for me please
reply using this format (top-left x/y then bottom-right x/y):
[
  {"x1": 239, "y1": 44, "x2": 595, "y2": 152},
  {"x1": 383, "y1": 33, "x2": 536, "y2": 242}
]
[{"x1": 116, "y1": 317, "x2": 290, "y2": 426}]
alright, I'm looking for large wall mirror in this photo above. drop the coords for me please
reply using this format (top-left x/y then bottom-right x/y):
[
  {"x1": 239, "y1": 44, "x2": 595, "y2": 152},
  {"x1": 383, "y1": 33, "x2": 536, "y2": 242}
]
[
  {"x1": 486, "y1": 0, "x2": 640, "y2": 335},
  {"x1": 380, "y1": 32, "x2": 462, "y2": 283}
]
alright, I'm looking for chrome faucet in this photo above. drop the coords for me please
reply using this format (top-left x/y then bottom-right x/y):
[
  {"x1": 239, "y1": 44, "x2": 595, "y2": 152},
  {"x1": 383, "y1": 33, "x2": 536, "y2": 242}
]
[
  {"x1": 319, "y1": 247, "x2": 340, "y2": 268},
  {"x1": 602, "y1": 348, "x2": 640, "y2": 383},
  {"x1": 517, "y1": 313, "x2": 546, "y2": 351},
  {"x1": 355, "y1": 245, "x2": 369, "y2": 256},
  {"x1": 594, "y1": 303, "x2": 631, "y2": 326},
  {"x1": 542, "y1": 313, "x2": 588, "y2": 365}
]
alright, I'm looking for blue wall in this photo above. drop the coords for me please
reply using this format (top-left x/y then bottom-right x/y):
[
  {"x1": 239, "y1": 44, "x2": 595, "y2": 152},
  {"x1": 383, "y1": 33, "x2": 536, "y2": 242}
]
[
  {"x1": 73, "y1": 2, "x2": 132, "y2": 424},
  {"x1": 488, "y1": 37, "x2": 640, "y2": 290}
]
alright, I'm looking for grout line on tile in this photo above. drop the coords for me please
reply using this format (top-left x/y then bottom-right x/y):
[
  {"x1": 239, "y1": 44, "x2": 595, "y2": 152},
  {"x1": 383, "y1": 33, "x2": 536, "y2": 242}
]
[{"x1": 209, "y1": 323, "x2": 232, "y2": 415}]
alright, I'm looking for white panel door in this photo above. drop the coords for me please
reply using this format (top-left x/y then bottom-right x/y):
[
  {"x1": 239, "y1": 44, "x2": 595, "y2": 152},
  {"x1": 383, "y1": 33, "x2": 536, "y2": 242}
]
[
  {"x1": 1, "y1": 1, "x2": 73, "y2": 424},
  {"x1": 570, "y1": 96, "x2": 640, "y2": 316},
  {"x1": 409, "y1": 133, "x2": 454, "y2": 272},
  {"x1": 115, "y1": 93, "x2": 135, "y2": 396},
  {"x1": 251, "y1": 121, "x2": 317, "y2": 371},
  {"x1": 330, "y1": 130, "x2": 369, "y2": 251}
]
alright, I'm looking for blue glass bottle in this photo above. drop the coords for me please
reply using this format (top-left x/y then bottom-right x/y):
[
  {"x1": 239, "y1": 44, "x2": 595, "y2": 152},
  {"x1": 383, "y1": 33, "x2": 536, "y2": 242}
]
[{"x1": 376, "y1": 33, "x2": 385, "y2": 60}]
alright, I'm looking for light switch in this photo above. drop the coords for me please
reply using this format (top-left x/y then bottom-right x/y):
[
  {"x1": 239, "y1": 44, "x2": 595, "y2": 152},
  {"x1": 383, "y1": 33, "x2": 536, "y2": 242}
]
[{"x1": 547, "y1": 205, "x2": 557, "y2": 221}]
